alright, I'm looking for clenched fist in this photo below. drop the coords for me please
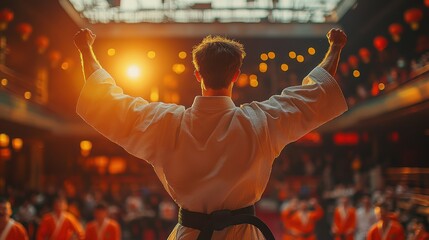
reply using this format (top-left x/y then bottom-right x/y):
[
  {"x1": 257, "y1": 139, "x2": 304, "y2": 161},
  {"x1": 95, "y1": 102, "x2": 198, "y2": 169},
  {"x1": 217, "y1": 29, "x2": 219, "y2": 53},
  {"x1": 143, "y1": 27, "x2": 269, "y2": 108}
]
[
  {"x1": 327, "y1": 28, "x2": 347, "y2": 49},
  {"x1": 74, "y1": 28, "x2": 96, "y2": 52}
]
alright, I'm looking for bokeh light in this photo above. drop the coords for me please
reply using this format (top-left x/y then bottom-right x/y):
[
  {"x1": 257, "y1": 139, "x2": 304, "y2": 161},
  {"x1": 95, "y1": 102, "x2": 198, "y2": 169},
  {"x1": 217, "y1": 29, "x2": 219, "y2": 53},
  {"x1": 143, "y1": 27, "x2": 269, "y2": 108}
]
[
  {"x1": 150, "y1": 87, "x2": 159, "y2": 102},
  {"x1": 0, "y1": 133, "x2": 10, "y2": 147},
  {"x1": 249, "y1": 74, "x2": 258, "y2": 88},
  {"x1": 178, "y1": 51, "x2": 187, "y2": 59},
  {"x1": 236, "y1": 73, "x2": 249, "y2": 87},
  {"x1": 259, "y1": 62, "x2": 268, "y2": 73},
  {"x1": 147, "y1": 51, "x2": 156, "y2": 59},
  {"x1": 24, "y1": 91, "x2": 32, "y2": 100},
  {"x1": 107, "y1": 48, "x2": 116, "y2": 56},
  {"x1": 172, "y1": 64, "x2": 186, "y2": 74},
  {"x1": 281, "y1": 63, "x2": 289, "y2": 72},
  {"x1": 61, "y1": 62, "x2": 69, "y2": 70},
  {"x1": 250, "y1": 78, "x2": 259, "y2": 87},
  {"x1": 353, "y1": 70, "x2": 361, "y2": 78}
]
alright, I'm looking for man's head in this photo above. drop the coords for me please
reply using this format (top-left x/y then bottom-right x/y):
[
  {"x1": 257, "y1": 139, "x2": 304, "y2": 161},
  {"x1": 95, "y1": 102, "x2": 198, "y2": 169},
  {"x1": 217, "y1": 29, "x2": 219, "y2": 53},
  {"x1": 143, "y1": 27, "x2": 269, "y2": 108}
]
[
  {"x1": 374, "y1": 201, "x2": 389, "y2": 221},
  {"x1": 361, "y1": 195, "x2": 371, "y2": 208},
  {"x1": 94, "y1": 202, "x2": 108, "y2": 222},
  {"x1": 192, "y1": 36, "x2": 245, "y2": 90},
  {"x1": 298, "y1": 200, "x2": 309, "y2": 211},
  {"x1": 53, "y1": 196, "x2": 68, "y2": 214},
  {"x1": 0, "y1": 197, "x2": 12, "y2": 221},
  {"x1": 338, "y1": 196, "x2": 350, "y2": 207}
]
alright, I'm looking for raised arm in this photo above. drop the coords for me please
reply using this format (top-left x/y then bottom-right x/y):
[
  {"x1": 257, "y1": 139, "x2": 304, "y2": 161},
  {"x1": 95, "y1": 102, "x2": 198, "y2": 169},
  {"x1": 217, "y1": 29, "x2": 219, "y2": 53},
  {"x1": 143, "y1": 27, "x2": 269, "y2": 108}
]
[
  {"x1": 73, "y1": 29, "x2": 184, "y2": 165},
  {"x1": 74, "y1": 28, "x2": 102, "y2": 81},
  {"x1": 245, "y1": 28, "x2": 348, "y2": 159},
  {"x1": 318, "y1": 28, "x2": 347, "y2": 77}
]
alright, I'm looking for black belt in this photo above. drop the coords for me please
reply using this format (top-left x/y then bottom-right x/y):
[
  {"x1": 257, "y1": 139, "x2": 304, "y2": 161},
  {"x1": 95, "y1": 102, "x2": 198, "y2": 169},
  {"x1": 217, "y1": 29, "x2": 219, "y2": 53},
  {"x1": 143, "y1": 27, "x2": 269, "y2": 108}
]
[{"x1": 178, "y1": 205, "x2": 275, "y2": 240}]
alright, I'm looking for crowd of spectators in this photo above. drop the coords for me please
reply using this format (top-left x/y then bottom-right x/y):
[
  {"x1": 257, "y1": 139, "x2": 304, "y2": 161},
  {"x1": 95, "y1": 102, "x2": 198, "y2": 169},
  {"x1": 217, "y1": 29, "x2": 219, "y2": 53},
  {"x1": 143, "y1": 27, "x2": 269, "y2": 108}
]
[{"x1": 2, "y1": 185, "x2": 177, "y2": 239}]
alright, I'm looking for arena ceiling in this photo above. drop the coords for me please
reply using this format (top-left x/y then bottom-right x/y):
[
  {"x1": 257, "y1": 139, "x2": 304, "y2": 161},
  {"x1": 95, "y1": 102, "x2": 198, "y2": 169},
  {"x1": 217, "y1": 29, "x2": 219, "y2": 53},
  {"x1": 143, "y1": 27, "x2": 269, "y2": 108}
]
[{"x1": 58, "y1": 0, "x2": 357, "y2": 38}]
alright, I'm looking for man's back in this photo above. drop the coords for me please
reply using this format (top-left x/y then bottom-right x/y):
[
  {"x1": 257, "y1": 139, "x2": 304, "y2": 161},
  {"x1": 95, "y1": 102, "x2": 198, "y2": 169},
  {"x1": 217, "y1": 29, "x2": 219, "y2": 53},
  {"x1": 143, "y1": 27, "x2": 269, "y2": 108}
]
[{"x1": 74, "y1": 28, "x2": 348, "y2": 239}]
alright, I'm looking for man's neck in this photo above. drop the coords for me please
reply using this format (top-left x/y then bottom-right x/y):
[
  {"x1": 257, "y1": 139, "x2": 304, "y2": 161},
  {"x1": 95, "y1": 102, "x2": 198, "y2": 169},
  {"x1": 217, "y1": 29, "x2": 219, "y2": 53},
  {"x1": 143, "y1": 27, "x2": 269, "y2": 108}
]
[
  {"x1": 201, "y1": 82, "x2": 233, "y2": 97},
  {"x1": 381, "y1": 219, "x2": 390, "y2": 230},
  {"x1": 54, "y1": 211, "x2": 63, "y2": 218},
  {"x1": 202, "y1": 89, "x2": 231, "y2": 97},
  {"x1": 96, "y1": 218, "x2": 106, "y2": 226}
]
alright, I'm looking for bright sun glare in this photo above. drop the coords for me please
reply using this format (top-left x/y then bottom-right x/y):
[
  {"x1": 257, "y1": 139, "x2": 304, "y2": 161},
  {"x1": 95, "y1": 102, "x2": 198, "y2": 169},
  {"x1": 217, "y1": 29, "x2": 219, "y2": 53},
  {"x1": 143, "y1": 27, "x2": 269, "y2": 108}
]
[{"x1": 126, "y1": 65, "x2": 141, "y2": 79}]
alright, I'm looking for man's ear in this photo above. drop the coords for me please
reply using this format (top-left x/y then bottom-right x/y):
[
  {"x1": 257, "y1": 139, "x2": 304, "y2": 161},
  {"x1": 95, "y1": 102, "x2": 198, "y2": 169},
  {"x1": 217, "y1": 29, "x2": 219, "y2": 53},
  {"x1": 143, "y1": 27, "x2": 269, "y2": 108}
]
[
  {"x1": 194, "y1": 70, "x2": 202, "y2": 83},
  {"x1": 232, "y1": 70, "x2": 241, "y2": 83}
]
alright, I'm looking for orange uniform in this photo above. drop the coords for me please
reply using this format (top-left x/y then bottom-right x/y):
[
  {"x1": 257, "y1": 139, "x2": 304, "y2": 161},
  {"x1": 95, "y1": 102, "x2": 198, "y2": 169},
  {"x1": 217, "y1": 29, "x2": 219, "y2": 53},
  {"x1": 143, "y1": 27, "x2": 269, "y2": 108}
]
[
  {"x1": 0, "y1": 219, "x2": 29, "y2": 240},
  {"x1": 332, "y1": 206, "x2": 356, "y2": 240},
  {"x1": 413, "y1": 231, "x2": 429, "y2": 240},
  {"x1": 84, "y1": 218, "x2": 121, "y2": 240},
  {"x1": 415, "y1": 232, "x2": 429, "y2": 240},
  {"x1": 36, "y1": 212, "x2": 84, "y2": 240},
  {"x1": 285, "y1": 205, "x2": 324, "y2": 240},
  {"x1": 281, "y1": 207, "x2": 296, "y2": 240},
  {"x1": 367, "y1": 220, "x2": 405, "y2": 240}
]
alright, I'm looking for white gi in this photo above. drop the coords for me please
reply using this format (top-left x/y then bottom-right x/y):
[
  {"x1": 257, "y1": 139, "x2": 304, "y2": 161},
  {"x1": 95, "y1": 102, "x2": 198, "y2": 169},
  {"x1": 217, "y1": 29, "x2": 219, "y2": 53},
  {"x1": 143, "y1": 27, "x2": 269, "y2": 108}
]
[{"x1": 76, "y1": 66, "x2": 348, "y2": 239}]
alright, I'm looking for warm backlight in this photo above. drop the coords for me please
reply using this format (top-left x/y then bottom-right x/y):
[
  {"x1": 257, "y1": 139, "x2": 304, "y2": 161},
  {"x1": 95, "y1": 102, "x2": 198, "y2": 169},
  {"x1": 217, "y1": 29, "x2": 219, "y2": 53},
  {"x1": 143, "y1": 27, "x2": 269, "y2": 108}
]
[{"x1": 126, "y1": 65, "x2": 141, "y2": 79}]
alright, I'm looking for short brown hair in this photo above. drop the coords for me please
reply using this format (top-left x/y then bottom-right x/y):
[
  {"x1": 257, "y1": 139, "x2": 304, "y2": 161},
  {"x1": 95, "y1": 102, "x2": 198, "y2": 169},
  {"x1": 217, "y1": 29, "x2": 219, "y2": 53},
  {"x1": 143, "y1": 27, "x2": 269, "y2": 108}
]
[{"x1": 192, "y1": 36, "x2": 245, "y2": 89}]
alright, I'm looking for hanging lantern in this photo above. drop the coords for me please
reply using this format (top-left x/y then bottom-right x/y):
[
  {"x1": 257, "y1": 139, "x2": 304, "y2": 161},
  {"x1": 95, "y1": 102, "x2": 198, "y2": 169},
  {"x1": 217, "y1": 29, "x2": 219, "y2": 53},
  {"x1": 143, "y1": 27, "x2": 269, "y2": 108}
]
[
  {"x1": 12, "y1": 138, "x2": 23, "y2": 151},
  {"x1": 0, "y1": 8, "x2": 14, "y2": 31},
  {"x1": 404, "y1": 8, "x2": 423, "y2": 30},
  {"x1": 0, "y1": 133, "x2": 9, "y2": 147},
  {"x1": 35, "y1": 35, "x2": 49, "y2": 53},
  {"x1": 425, "y1": 0, "x2": 429, "y2": 7},
  {"x1": 339, "y1": 62, "x2": 349, "y2": 76},
  {"x1": 16, "y1": 23, "x2": 33, "y2": 41},
  {"x1": 80, "y1": 140, "x2": 92, "y2": 157},
  {"x1": 348, "y1": 55, "x2": 359, "y2": 69},
  {"x1": 48, "y1": 50, "x2": 62, "y2": 68},
  {"x1": 0, "y1": 148, "x2": 11, "y2": 161},
  {"x1": 358, "y1": 48, "x2": 371, "y2": 63},
  {"x1": 388, "y1": 23, "x2": 403, "y2": 42},
  {"x1": 373, "y1": 36, "x2": 388, "y2": 52}
]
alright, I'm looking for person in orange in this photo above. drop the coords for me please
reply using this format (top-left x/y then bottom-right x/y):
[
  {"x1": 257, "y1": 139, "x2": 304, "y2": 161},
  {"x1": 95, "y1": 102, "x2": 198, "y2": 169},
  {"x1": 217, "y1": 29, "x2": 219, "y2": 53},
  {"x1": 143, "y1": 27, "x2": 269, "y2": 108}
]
[
  {"x1": 281, "y1": 198, "x2": 299, "y2": 240},
  {"x1": 84, "y1": 203, "x2": 121, "y2": 240},
  {"x1": 36, "y1": 196, "x2": 84, "y2": 240},
  {"x1": 409, "y1": 219, "x2": 429, "y2": 240},
  {"x1": 367, "y1": 201, "x2": 405, "y2": 240},
  {"x1": 0, "y1": 197, "x2": 28, "y2": 240},
  {"x1": 285, "y1": 198, "x2": 324, "y2": 240},
  {"x1": 332, "y1": 196, "x2": 356, "y2": 240}
]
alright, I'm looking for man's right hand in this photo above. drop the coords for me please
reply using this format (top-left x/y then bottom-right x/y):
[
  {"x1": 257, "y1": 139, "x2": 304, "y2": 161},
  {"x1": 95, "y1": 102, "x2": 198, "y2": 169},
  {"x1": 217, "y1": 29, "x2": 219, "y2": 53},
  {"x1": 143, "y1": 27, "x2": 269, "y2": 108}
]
[
  {"x1": 327, "y1": 28, "x2": 347, "y2": 49},
  {"x1": 74, "y1": 28, "x2": 96, "y2": 52}
]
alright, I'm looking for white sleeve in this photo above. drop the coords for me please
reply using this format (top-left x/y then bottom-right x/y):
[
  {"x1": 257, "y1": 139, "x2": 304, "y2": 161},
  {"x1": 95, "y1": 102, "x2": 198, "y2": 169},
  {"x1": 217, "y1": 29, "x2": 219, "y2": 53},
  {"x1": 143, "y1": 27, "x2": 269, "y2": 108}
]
[
  {"x1": 242, "y1": 66, "x2": 348, "y2": 158},
  {"x1": 76, "y1": 69, "x2": 183, "y2": 164}
]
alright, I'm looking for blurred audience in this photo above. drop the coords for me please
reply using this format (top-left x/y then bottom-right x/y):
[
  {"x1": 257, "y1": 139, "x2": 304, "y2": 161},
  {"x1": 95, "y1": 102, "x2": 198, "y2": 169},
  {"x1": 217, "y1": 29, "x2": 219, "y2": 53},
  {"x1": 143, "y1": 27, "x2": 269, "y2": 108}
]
[
  {"x1": 84, "y1": 202, "x2": 121, "y2": 240},
  {"x1": 355, "y1": 195, "x2": 376, "y2": 240},
  {"x1": 332, "y1": 197, "x2": 356, "y2": 240},
  {"x1": 36, "y1": 196, "x2": 84, "y2": 240},
  {"x1": 367, "y1": 201, "x2": 405, "y2": 240},
  {"x1": 281, "y1": 198, "x2": 323, "y2": 240},
  {"x1": 0, "y1": 197, "x2": 29, "y2": 240}
]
